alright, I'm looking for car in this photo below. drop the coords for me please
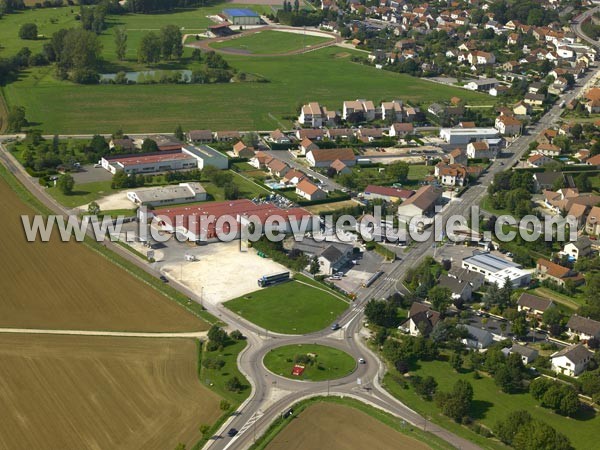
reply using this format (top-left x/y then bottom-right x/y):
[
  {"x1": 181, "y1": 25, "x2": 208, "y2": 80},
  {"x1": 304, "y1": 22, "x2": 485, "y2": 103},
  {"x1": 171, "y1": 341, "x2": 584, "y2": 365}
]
[
  {"x1": 227, "y1": 428, "x2": 238, "y2": 437},
  {"x1": 331, "y1": 323, "x2": 340, "y2": 331},
  {"x1": 159, "y1": 275, "x2": 169, "y2": 283},
  {"x1": 358, "y1": 357, "x2": 366, "y2": 364},
  {"x1": 94, "y1": 163, "x2": 102, "y2": 168}
]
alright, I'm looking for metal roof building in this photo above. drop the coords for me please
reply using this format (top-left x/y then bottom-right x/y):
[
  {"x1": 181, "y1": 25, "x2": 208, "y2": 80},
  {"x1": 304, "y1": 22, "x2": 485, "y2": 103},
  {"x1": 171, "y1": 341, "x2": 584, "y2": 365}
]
[
  {"x1": 461, "y1": 251, "x2": 531, "y2": 287},
  {"x1": 222, "y1": 8, "x2": 261, "y2": 25},
  {"x1": 439, "y1": 127, "x2": 499, "y2": 145}
]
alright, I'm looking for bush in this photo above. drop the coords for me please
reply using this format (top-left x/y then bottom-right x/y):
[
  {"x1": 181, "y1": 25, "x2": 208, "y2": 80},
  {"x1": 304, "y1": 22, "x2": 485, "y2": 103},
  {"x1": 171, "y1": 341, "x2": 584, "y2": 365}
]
[{"x1": 19, "y1": 23, "x2": 38, "y2": 40}]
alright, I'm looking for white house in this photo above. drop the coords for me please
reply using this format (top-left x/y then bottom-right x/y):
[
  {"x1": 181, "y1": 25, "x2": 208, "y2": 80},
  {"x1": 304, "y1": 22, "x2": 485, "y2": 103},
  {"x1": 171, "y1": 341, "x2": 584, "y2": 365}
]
[
  {"x1": 527, "y1": 154, "x2": 553, "y2": 168},
  {"x1": 460, "y1": 325, "x2": 494, "y2": 349},
  {"x1": 295, "y1": 178, "x2": 327, "y2": 201},
  {"x1": 404, "y1": 303, "x2": 441, "y2": 337},
  {"x1": 342, "y1": 99, "x2": 376, "y2": 121},
  {"x1": 495, "y1": 115, "x2": 522, "y2": 136},
  {"x1": 562, "y1": 237, "x2": 591, "y2": 261},
  {"x1": 306, "y1": 148, "x2": 356, "y2": 168},
  {"x1": 466, "y1": 141, "x2": 494, "y2": 159},
  {"x1": 566, "y1": 315, "x2": 600, "y2": 341},
  {"x1": 551, "y1": 343, "x2": 593, "y2": 377}
]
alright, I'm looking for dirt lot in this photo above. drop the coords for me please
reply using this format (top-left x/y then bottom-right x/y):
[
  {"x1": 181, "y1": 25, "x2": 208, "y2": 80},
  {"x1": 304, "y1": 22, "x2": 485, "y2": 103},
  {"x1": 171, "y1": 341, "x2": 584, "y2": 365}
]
[
  {"x1": 265, "y1": 402, "x2": 431, "y2": 450},
  {"x1": 161, "y1": 241, "x2": 287, "y2": 304},
  {"x1": 0, "y1": 176, "x2": 205, "y2": 332},
  {"x1": 0, "y1": 334, "x2": 221, "y2": 450},
  {"x1": 305, "y1": 200, "x2": 359, "y2": 214}
]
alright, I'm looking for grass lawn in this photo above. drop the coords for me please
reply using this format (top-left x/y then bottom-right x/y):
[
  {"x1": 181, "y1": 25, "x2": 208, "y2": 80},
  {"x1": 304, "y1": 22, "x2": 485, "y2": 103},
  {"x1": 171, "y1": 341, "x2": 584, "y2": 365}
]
[
  {"x1": 224, "y1": 280, "x2": 348, "y2": 334},
  {"x1": 479, "y1": 195, "x2": 512, "y2": 216},
  {"x1": 211, "y1": 30, "x2": 332, "y2": 55},
  {"x1": 529, "y1": 287, "x2": 584, "y2": 309},
  {"x1": 47, "y1": 180, "x2": 116, "y2": 207},
  {"x1": 3, "y1": 46, "x2": 488, "y2": 133},
  {"x1": 384, "y1": 358, "x2": 600, "y2": 450},
  {"x1": 263, "y1": 344, "x2": 355, "y2": 381},
  {"x1": 408, "y1": 164, "x2": 433, "y2": 181}
]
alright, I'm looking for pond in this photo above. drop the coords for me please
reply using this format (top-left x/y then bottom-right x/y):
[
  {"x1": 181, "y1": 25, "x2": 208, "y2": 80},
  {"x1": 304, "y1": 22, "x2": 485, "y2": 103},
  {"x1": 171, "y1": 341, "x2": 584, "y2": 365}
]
[{"x1": 99, "y1": 70, "x2": 193, "y2": 84}]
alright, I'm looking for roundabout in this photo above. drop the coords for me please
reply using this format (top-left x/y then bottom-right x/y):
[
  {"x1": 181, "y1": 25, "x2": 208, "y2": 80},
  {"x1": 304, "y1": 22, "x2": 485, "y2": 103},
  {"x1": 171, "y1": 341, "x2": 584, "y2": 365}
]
[{"x1": 263, "y1": 343, "x2": 356, "y2": 382}]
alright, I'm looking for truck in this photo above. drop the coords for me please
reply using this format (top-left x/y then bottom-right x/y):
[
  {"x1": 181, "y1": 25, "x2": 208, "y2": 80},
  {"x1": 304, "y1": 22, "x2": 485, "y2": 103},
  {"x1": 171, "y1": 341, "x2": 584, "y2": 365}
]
[
  {"x1": 257, "y1": 271, "x2": 290, "y2": 287},
  {"x1": 362, "y1": 270, "x2": 384, "y2": 288}
]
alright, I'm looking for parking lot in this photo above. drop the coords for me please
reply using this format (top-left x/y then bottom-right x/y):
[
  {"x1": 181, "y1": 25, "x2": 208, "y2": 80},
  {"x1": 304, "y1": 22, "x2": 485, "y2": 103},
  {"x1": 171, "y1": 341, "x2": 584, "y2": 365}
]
[
  {"x1": 71, "y1": 164, "x2": 113, "y2": 184},
  {"x1": 330, "y1": 249, "x2": 384, "y2": 294}
]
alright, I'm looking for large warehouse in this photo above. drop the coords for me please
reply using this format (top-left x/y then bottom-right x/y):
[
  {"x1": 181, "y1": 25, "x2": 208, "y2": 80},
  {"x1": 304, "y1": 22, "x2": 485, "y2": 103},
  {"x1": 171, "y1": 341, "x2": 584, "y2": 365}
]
[
  {"x1": 462, "y1": 251, "x2": 531, "y2": 287},
  {"x1": 101, "y1": 151, "x2": 199, "y2": 174},
  {"x1": 439, "y1": 127, "x2": 499, "y2": 145},
  {"x1": 222, "y1": 8, "x2": 261, "y2": 26},
  {"x1": 149, "y1": 199, "x2": 313, "y2": 243}
]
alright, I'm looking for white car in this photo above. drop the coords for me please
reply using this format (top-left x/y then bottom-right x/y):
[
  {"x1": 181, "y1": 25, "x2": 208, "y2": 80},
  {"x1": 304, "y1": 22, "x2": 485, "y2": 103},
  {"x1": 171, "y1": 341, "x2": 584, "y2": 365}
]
[{"x1": 358, "y1": 358, "x2": 366, "y2": 364}]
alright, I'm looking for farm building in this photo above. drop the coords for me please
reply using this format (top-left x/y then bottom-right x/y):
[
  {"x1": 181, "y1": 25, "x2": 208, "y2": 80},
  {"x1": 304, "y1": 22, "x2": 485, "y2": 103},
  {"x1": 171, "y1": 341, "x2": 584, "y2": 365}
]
[
  {"x1": 127, "y1": 183, "x2": 207, "y2": 207},
  {"x1": 222, "y1": 8, "x2": 261, "y2": 25}
]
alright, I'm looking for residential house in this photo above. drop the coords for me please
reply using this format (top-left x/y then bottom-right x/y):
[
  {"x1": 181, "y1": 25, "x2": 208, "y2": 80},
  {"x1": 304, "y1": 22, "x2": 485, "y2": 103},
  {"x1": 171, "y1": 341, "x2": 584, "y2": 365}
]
[
  {"x1": 396, "y1": 185, "x2": 442, "y2": 218},
  {"x1": 266, "y1": 158, "x2": 290, "y2": 178},
  {"x1": 465, "y1": 78, "x2": 499, "y2": 91},
  {"x1": 296, "y1": 129, "x2": 324, "y2": 141},
  {"x1": 585, "y1": 154, "x2": 600, "y2": 168},
  {"x1": 330, "y1": 159, "x2": 351, "y2": 175},
  {"x1": 567, "y1": 315, "x2": 600, "y2": 341},
  {"x1": 536, "y1": 258, "x2": 583, "y2": 288},
  {"x1": 562, "y1": 237, "x2": 592, "y2": 261},
  {"x1": 528, "y1": 154, "x2": 553, "y2": 168},
  {"x1": 517, "y1": 293, "x2": 554, "y2": 318},
  {"x1": 461, "y1": 324, "x2": 494, "y2": 349},
  {"x1": 299, "y1": 138, "x2": 319, "y2": 155},
  {"x1": 269, "y1": 129, "x2": 291, "y2": 145},
  {"x1": 232, "y1": 141, "x2": 255, "y2": 158},
  {"x1": 358, "y1": 127, "x2": 384, "y2": 142},
  {"x1": 249, "y1": 151, "x2": 271, "y2": 169},
  {"x1": 404, "y1": 303, "x2": 441, "y2": 337},
  {"x1": 513, "y1": 101, "x2": 530, "y2": 117},
  {"x1": 389, "y1": 122, "x2": 414, "y2": 137},
  {"x1": 533, "y1": 172, "x2": 563, "y2": 192},
  {"x1": 296, "y1": 178, "x2": 326, "y2": 201},
  {"x1": 282, "y1": 169, "x2": 305, "y2": 186},
  {"x1": 466, "y1": 141, "x2": 494, "y2": 159},
  {"x1": 505, "y1": 344, "x2": 539, "y2": 364},
  {"x1": 343, "y1": 99, "x2": 376, "y2": 121},
  {"x1": 381, "y1": 100, "x2": 405, "y2": 121},
  {"x1": 187, "y1": 130, "x2": 213, "y2": 143},
  {"x1": 434, "y1": 163, "x2": 468, "y2": 186},
  {"x1": 438, "y1": 273, "x2": 472, "y2": 301},
  {"x1": 292, "y1": 238, "x2": 353, "y2": 275},
  {"x1": 299, "y1": 102, "x2": 329, "y2": 127},
  {"x1": 551, "y1": 343, "x2": 593, "y2": 376},
  {"x1": 109, "y1": 138, "x2": 136, "y2": 152},
  {"x1": 448, "y1": 148, "x2": 467, "y2": 165},
  {"x1": 535, "y1": 143, "x2": 561, "y2": 157},
  {"x1": 468, "y1": 51, "x2": 496, "y2": 65},
  {"x1": 448, "y1": 267, "x2": 485, "y2": 292},
  {"x1": 495, "y1": 115, "x2": 522, "y2": 136},
  {"x1": 585, "y1": 206, "x2": 600, "y2": 235},
  {"x1": 214, "y1": 131, "x2": 241, "y2": 142},
  {"x1": 306, "y1": 148, "x2": 356, "y2": 168},
  {"x1": 524, "y1": 93, "x2": 545, "y2": 106}
]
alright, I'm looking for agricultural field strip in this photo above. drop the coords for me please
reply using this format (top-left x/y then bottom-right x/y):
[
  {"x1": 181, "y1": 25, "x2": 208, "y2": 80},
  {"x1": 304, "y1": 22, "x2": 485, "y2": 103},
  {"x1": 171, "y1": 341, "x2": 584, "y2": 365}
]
[{"x1": 0, "y1": 328, "x2": 207, "y2": 338}]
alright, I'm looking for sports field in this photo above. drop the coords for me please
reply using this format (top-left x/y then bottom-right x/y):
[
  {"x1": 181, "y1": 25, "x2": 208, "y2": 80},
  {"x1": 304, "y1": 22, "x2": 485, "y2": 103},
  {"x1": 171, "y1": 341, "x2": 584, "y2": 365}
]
[
  {"x1": 264, "y1": 402, "x2": 431, "y2": 450},
  {"x1": 210, "y1": 30, "x2": 332, "y2": 54},
  {"x1": 0, "y1": 171, "x2": 205, "y2": 332},
  {"x1": 263, "y1": 344, "x2": 355, "y2": 381},
  {"x1": 0, "y1": 334, "x2": 221, "y2": 450},
  {"x1": 225, "y1": 280, "x2": 348, "y2": 334}
]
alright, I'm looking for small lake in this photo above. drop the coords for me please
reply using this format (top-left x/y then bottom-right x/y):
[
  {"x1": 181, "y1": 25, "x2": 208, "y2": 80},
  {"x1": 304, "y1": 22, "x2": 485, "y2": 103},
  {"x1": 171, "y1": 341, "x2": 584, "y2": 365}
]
[{"x1": 99, "y1": 70, "x2": 193, "y2": 83}]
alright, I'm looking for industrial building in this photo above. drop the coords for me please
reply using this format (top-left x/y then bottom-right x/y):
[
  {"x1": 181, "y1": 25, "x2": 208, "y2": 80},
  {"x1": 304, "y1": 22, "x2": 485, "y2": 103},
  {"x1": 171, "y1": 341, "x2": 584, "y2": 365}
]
[
  {"x1": 182, "y1": 145, "x2": 229, "y2": 170},
  {"x1": 127, "y1": 183, "x2": 207, "y2": 207},
  {"x1": 101, "y1": 151, "x2": 199, "y2": 175},
  {"x1": 148, "y1": 199, "x2": 313, "y2": 243},
  {"x1": 439, "y1": 127, "x2": 499, "y2": 145},
  {"x1": 461, "y1": 251, "x2": 531, "y2": 287},
  {"x1": 222, "y1": 8, "x2": 261, "y2": 26}
]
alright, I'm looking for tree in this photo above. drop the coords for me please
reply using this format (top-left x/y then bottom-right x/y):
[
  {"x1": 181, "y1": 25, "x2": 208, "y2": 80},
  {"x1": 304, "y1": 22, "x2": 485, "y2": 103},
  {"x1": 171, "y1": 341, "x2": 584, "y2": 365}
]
[
  {"x1": 225, "y1": 376, "x2": 244, "y2": 393},
  {"x1": 229, "y1": 329, "x2": 244, "y2": 340},
  {"x1": 512, "y1": 314, "x2": 528, "y2": 338},
  {"x1": 57, "y1": 174, "x2": 75, "y2": 195},
  {"x1": 428, "y1": 286, "x2": 452, "y2": 312},
  {"x1": 387, "y1": 161, "x2": 409, "y2": 183},
  {"x1": 138, "y1": 31, "x2": 161, "y2": 63},
  {"x1": 223, "y1": 182, "x2": 240, "y2": 200},
  {"x1": 19, "y1": 23, "x2": 38, "y2": 40},
  {"x1": 160, "y1": 25, "x2": 183, "y2": 60},
  {"x1": 114, "y1": 27, "x2": 127, "y2": 61},
  {"x1": 530, "y1": 377, "x2": 554, "y2": 400},
  {"x1": 207, "y1": 325, "x2": 227, "y2": 347},
  {"x1": 542, "y1": 307, "x2": 564, "y2": 336},
  {"x1": 494, "y1": 410, "x2": 532, "y2": 445},
  {"x1": 436, "y1": 379, "x2": 473, "y2": 422},
  {"x1": 482, "y1": 282, "x2": 501, "y2": 308},
  {"x1": 309, "y1": 255, "x2": 320, "y2": 274},
  {"x1": 174, "y1": 124, "x2": 184, "y2": 141},
  {"x1": 141, "y1": 138, "x2": 158, "y2": 152},
  {"x1": 219, "y1": 400, "x2": 231, "y2": 411},
  {"x1": 6, "y1": 105, "x2": 27, "y2": 132},
  {"x1": 450, "y1": 351, "x2": 463, "y2": 372},
  {"x1": 411, "y1": 375, "x2": 438, "y2": 399},
  {"x1": 513, "y1": 419, "x2": 573, "y2": 450},
  {"x1": 88, "y1": 201, "x2": 101, "y2": 215},
  {"x1": 364, "y1": 299, "x2": 400, "y2": 328},
  {"x1": 56, "y1": 28, "x2": 103, "y2": 83}
]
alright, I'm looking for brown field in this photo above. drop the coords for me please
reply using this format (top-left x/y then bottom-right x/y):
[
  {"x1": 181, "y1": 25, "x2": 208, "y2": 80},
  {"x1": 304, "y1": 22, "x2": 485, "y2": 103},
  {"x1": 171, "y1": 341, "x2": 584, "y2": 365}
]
[
  {"x1": 0, "y1": 175, "x2": 205, "y2": 332},
  {"x1": 0, "y1": 334, "x2": 221, "y2": 450},
  {"x1": 305, "y1": 199, "x2": 359, "y2": 213},
  {"x1": 265, "y1": 402, "x2": 432, "y2": 450}
]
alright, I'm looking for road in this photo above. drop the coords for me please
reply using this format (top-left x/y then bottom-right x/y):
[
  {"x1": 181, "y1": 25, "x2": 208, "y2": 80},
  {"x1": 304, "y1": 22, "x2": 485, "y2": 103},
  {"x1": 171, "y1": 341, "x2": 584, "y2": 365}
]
[{"x1": 1, "y1": 40, "x2": 599, "y2": 450}]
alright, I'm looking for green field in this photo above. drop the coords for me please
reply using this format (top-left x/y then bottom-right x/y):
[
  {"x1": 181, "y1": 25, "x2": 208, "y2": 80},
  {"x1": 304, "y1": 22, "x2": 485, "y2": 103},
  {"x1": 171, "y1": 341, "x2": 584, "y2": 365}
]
[
  {"x1": 2, "y1": 46, "x2": 487, "y2": 133},
  {"x1": 384, "y1": 358, "x2": 600, "y2": 450},
  {"x1": 225, "y1": 280, "x2": 348, "y2": 334},
  {"x1": 263, "y1": 344, "x2": 355, "y2": 381},
  {"x1": 47, "y1": 180, "x2": 116, "y2": 207},
  {"x1": 211, "y1": 30, "x2": 332, "y2": 55}
]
